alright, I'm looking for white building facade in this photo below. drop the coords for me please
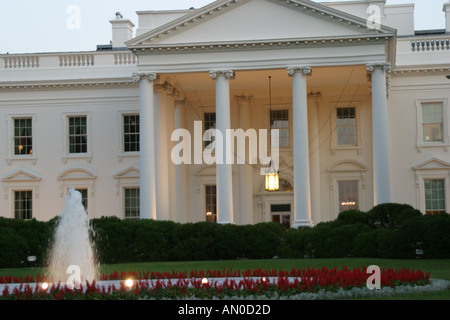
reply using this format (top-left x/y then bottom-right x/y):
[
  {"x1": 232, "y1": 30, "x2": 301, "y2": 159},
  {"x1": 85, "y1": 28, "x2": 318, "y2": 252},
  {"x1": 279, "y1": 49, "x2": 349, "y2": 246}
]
[{"x1": 1, "y1": 0, "x2": 449, "y2": 226}]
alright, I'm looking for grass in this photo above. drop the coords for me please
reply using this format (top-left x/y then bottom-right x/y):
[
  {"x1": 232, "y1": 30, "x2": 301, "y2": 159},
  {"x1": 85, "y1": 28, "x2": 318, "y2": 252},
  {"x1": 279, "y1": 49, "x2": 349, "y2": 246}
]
[{"x1": 1, "y1": 258, "x2": 449, "y2": 299}]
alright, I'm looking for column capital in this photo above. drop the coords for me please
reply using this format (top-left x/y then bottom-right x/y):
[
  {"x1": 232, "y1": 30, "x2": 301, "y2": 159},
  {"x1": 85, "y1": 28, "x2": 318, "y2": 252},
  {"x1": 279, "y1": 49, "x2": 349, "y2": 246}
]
[
  {"x1": 365, "y1": 63, "x2": 391, "y2": 74},
  {"x1": 234, "y1": 94, "x2": 254, "y2": 105},
  {"x1": 132, "y1": 72, "x2": 159, "y2": 82},
  {"x1": 287, "y1": 66, "x2": 312, "y2": 77},
  {"x1": 209, "y1": 70, "x2": 235, "y2": 80}
]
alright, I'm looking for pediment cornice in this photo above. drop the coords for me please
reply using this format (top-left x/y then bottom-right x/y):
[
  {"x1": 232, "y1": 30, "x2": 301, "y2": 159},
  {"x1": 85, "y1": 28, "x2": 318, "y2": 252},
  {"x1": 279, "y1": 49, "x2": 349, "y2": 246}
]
[{"x1": 127, "y1": 0, "x2": 396, "y2": 53}]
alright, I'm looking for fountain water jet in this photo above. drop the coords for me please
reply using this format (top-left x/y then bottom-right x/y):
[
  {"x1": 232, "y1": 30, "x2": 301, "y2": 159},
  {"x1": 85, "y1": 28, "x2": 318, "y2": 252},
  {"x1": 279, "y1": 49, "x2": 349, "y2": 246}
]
[{"x1": 45, "y1": 188, "x2": 99, "y2": 284}]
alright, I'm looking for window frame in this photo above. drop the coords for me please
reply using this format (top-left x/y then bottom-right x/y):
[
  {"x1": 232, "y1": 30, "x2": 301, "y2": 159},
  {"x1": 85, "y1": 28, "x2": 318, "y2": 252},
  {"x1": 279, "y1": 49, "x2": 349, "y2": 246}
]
[
  {"x1": 204, "y1": 112, "x2": 216, "y2": 150},
  {"x1": 205, "y1": 184, "x2": 217, "y2": 223},
  {"x1": 424, "y1": 179, "x2": 446, "y2": 215},
  {"x1": 327, "y1": 160, "x2": 368, "y2": 219},
  {"x1": 336, "y1": 107, "x2": 357, "y2": 146},
  {"x1": 14, "y1": 190, "x2": 33, "y2": 220},
  {"x1": 7, "y1": 114, "x2": 37, "y2": 165},
  {"x1": 118, "y1": 111, "x2": 140, "y2": 161},
  {"x1": 62, "y1": 112, "x2": 92, "y2": 163},
  {"x1": 415, "y1": 169, "x2": 449, "y2": 215},
  {"x1": 270, "y1": 109, "x2": 290, "y2": 149},
  {"x1": 338, "y1": 180, "x2": 359, "y2": 213},
  {"x1": 416, "y1": 99, "x2": 449, "y2": 153},
  {"x1": 124, "y1": 187, "x2": 140, "y2": 220},
  {"x1": 330, "y1": 102, "x2": 362, "y2": 155}
]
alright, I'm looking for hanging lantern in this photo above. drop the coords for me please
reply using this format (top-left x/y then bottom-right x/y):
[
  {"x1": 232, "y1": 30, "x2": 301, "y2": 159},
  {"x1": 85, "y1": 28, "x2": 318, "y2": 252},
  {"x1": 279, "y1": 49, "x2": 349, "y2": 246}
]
[{"x1": 265, "y1": 161, "x2": 279, "y2": 192}]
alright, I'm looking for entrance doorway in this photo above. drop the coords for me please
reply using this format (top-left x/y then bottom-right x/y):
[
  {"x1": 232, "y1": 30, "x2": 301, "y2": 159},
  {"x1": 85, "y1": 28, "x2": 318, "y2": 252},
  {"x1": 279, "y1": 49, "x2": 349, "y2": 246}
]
[{"x1": 271, "y1": 204, "x2": 291, "y2": 228}]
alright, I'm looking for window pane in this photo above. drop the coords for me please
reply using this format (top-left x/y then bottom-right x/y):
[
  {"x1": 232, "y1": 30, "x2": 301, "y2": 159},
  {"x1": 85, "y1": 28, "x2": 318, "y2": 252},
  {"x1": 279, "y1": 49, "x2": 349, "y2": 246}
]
[
  {"x1": 14, "y1": 118, "x2": 33, "y2": 155},
  {"x1": 68, "y1": 116, "x2": 88, "y2": 153},
  {"x1": 425, "y1": 179, "x2": 446, "y2": 214},
  {"x1": 422, "y1": 103, "x2": 443, "y2": 142},
  {"x1": 423, "y1": 123, "x2": 443, "y2": 142},
  {"x1": 125, "y1": 188, "x2": 140, "y2": 219},
  {"x1": 124, "y1": 115, "x2": 140, "y2": 152},
  {"x1": 270, "y1": 110, "x2": 289, "y2": 148},
  {"x1": 204, "y1": 113, "x2": 216, "y2": 149},
  {"x1": 338, "y1": 181, "x2": 358, "y2": 212},
  {"x1": 205, "y1": 185, "x2": 217, "y2": 222},
  {"x1": 336, "y1": 107, "x2": 356, "y2": 146},
  {"x1": 271, "y1": 204, "x2": 291, "y2": 212},
  {"x1": 14, "y1": 191, "x2": 32, "y2": 220}
]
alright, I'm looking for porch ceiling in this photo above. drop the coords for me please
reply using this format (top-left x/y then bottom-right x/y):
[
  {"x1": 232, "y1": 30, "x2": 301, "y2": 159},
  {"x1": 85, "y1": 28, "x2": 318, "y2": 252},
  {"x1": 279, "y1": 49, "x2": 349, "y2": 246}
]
[{"x1": 169, "y1": 65, "x2": 370, "y2": 106}]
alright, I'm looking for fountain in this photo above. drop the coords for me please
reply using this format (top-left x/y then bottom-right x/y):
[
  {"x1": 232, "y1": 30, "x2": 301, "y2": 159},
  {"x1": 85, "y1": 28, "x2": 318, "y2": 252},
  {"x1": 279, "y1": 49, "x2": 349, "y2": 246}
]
[{"x1": 45, "y1": 188, "x2": 99, "y2": 286}]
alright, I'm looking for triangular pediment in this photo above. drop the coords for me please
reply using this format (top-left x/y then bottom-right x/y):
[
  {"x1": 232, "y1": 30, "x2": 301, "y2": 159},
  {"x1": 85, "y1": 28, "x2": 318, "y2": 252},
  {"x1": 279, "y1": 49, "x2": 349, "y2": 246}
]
[
  {"x1": 2, "y1": 168, "x2": 42, "y2": 182},
  {"x1": 57, "y1": 166, "x2": 97, "y2": 181},
  {"x1": 127, "y1": 0, "x2": 396, "y2": 49},
  {"x1": 113, "y1": 165, "x2": 140, "y2": 179},
  {"x1": 413, "y1": 157, "x2": 450, "y2": 171}
]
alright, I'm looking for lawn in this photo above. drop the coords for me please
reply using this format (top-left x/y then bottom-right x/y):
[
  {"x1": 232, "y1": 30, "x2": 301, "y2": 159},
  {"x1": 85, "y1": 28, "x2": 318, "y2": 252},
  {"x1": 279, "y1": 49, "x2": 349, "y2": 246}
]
[{"x1": 1, "y1": 258, "x2": 449, "y2": 299}]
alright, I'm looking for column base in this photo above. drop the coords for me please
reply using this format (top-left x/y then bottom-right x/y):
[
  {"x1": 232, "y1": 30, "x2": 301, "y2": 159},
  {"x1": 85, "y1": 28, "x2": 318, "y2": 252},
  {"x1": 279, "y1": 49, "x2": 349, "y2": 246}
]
[{"x1": 292, "y1": 220, "x2": 314, "y2": 228}]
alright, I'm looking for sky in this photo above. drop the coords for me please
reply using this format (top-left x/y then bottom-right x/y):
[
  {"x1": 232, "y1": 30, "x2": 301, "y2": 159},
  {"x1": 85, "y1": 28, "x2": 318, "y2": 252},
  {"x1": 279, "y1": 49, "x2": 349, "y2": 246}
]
[{"x1": 0, "y1": 0, "x2": 448, "y2": 54}]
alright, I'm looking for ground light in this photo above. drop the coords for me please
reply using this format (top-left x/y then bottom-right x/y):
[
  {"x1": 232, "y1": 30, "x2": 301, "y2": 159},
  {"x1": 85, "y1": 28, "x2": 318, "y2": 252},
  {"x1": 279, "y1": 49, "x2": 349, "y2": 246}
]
[{"x1": 125, "y1": 279, "x2": 134, "y2": 288}]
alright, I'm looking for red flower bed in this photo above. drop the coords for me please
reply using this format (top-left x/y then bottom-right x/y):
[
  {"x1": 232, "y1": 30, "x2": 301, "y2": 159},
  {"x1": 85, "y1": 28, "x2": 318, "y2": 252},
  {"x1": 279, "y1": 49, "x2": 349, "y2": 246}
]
[{"x1": 0, "y1": 266, "x2": 430, "y2": 300}]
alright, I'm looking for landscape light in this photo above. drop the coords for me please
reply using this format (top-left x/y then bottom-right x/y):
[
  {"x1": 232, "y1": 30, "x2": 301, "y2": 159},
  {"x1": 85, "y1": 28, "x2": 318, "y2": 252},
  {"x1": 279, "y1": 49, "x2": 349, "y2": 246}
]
[{"x1": 125, "y1": 279, "x2": 134, "y2": 288}]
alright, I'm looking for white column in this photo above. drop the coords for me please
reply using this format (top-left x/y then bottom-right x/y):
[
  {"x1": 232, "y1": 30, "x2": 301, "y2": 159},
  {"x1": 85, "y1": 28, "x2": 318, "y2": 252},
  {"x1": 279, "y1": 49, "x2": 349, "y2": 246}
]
[
  {"x1": 287, "y1": 67, "x2": 314, "y2": 228},
  {"x1": 366, "y1": 63, "x2": 391, "y2": 205},
  {"x1": 309, "y1": 93, "x2": 322, "y2": 223},
  {"x1": 235, "y1": 95, "x2": 254, "y2": 225},
  {"x1": 133, "y1": 72, "x2": 158, "y2": 220},
  {"x1": 209, "y1": 70, "x2": 234, "y2": 224},
  {"x1": 154, "y1": 85, "x2": 170, "y2": 221},
  {"x1": 167, "y1": 92, "x2": 176, "y2": 221},
  {"x1": 174, "y1": 99, "x2": 188, "y2": 223}
]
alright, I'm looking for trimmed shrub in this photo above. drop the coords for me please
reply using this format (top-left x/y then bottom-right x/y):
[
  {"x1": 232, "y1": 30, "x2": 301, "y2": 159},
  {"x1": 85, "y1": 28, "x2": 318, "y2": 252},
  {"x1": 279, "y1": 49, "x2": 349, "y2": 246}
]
[
  {"x1": 337, "y1": 209, "x2": 370, "y2": 226},
  {"x1": 172, "y1": 222, "x2": 218, "y2": 261},
  {"x1": 0, "y1": 228, "x2": 29, "y2": 268},
  {"x1": 214, "y1": 224, "x2": 247, "y2": 259},
  {"x1": 325, "y1": 223, "x2": 372, "y2": 258},
  {"x1": 422, "y1": 213, "x2": 450, "y2": 258},
  {"x1": 243, "y1": 222, "x2": 286, "y2": 259},
  {"x1": 302, "y1": 224, "x2": 333, "y2": 258},
  {"x1": 352, "y1": 230, "x2": 379, "y2": 258},
  {"x1": 366, "y1": 203, "x2": 422, "y2": 230}
]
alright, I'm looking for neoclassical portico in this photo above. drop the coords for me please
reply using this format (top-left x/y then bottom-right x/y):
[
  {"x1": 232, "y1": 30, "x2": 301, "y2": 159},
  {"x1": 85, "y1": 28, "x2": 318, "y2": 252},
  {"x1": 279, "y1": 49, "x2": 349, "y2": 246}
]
[
  {"x1": 133, "y1": 61, "x2": 392, "y2": 226},
  {"x1": 127, "y1": 0, "x2": 397, "y2": 226}
]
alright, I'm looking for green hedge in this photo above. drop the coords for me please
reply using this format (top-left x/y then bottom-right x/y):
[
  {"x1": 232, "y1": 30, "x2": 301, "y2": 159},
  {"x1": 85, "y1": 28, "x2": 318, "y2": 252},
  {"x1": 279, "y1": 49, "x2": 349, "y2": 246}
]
[{"x1": 0, "y1": 203, "x2": 449, "y2": 268}]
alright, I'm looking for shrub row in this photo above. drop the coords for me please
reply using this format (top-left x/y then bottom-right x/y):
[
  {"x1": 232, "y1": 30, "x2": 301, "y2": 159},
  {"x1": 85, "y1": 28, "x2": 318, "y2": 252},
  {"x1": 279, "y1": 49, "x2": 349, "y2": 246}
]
[{"x1": 0, "y1": 203, "x2": 449, "y2": 268}]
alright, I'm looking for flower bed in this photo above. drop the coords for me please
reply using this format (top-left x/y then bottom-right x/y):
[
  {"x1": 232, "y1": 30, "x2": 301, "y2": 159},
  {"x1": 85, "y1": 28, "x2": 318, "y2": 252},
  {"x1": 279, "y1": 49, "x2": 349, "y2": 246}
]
[{"x1": 0, "y1": 266, "x2": 431, "y2": 300}]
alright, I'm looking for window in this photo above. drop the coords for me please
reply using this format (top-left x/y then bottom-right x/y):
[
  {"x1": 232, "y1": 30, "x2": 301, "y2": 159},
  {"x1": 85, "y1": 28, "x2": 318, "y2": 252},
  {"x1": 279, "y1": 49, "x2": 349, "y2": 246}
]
[
  {"x1": 336, "y1": 107, "x2": 356, "y2": 146},
  {"x1": 425, "y1": 179, "x2": 446, "y2": 215},
  {"x1": 68, "y1": 116, "x2": 88, "y2": 153},
  {"x1": 204, "y1": 113, "x2": 216, "y2": 148},
  {"x1": 205, "y1": 185, "x2": 217, "y2": 222},
  {"x1": 123, "y1": 115, "x2": 140, "y2": 152},
  {"x1": 416, "y1": 99, "x2": 449, "y2": 152},
  {"x1": 124, "y1": 188, "x2": 140, "y2": 219},
  {"x1": 338, "y1": 180, "x2": 359, "y2": 212},
  {"x1": 422, "y1": 103, "x2": 443, "y2": 142},
  {"x1": 14, "y1": 118, "x2": 33, "y2": 155},
  {"x1": 75, "y1": 188, "x2": 88, "y2": 212},
  {"x1": 14, "y1": 191, "x2": 32, "y2": 220},
  {"x1": 270, "y1": 110, "x2": 289, "y2": 148},
  {"x1": 271, "y1": 204, "x2": 291, "y2": 228}
]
